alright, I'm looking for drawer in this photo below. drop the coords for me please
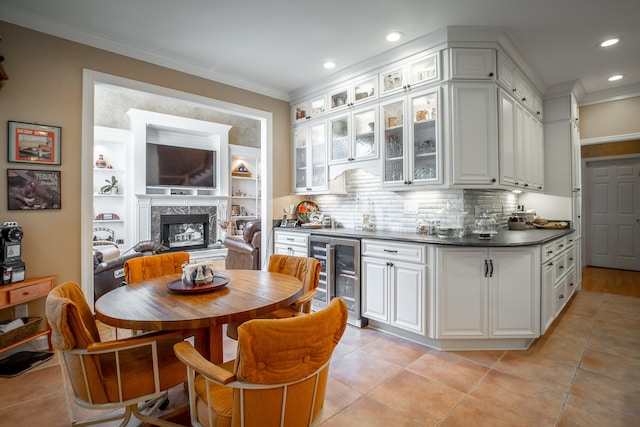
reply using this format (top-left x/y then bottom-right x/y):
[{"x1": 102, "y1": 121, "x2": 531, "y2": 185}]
[
  {"x1": 554, "y1": 281, "x2": 567, "y2": 317},
  {"x1": 554, "y1": 237, "x2": 568, "y2": 254},
  {"x1": 274, "y1": 231, "x2": 309, "y2": 247},
  {"x1": 362, "y1": 239, "x2": 426, "y2": 263},
  {"x1": 8, "y1": 282, "x2": 49, "y2": 305},
  {"x1": 541, "y1": 241, "x2": 556, "y2": 263},
  {"x1": 555, "y1": 253, "x2": 568, "y2": 279}
]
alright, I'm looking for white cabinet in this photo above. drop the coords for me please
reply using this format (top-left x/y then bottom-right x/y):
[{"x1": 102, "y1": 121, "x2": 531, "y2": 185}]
[
  {"x1": 379, "y1": 52, "x2": 440, "y2": 98},
  {"x1": 93, "y1": 126, "x2": 132, "y2": 251},
  {"x1": 273, "y1": 230, "x2": 309, "y2": 256},
  {"x1": 381, "y1": 87, "x2": 442, "y2": 188},
  {"x1": 329, "y1": 105, "x2": 378, "y2": 164},
  {"x1": 450, "y1": 83, "x2": 499, "y2": 185},
  {"x1": 541, "y1": 233, "x2": 577, "y2": 334},
  {"x1": 450, "y1": 48, "x2": 496, "y2": 80},
  {"x1": 436, "y1": 247, "x2": 540, "y2": 339},
  {"x1": 497, "y1": 52, "x2": 543, "y2": 119},
  {"x1": 329, "y1": 74, "x2": 377, "y2": 112},
  {"x1": 292, "y1": 121, "x2": 328, "y2": 194},
  {"x1": 292, "y1": 94, "x2": 327, "y2": 124},
  {"x1": 362, "y1": 240, "x2": 429, "y2": 335},
  {"x1": 498, "y1": 89, "x2": 545, "y2": 191},
  {"x1": 229, "y1": 145, "x2": 260, "y2": 220}
]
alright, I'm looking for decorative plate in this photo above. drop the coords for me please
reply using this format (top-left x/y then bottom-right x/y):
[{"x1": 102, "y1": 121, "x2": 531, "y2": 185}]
[
  {"x1": 167, "y1": 275, "x2": 230, "y2": 293},
  {"x1": 295, "y1": 200, "x2": 319, "y2": 224}
]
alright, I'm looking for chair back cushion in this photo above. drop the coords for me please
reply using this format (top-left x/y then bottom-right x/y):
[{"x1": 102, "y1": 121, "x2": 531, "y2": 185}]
[
  {"x1": 267, "y1": 254, "x2": 321, "y2": 295},
  {"x1": 233, "y1": 297, "x2": 347, "y2": 426},
  {"x1": 124, "y1": 251, "x2": 189, "y2": 284},
  {"x1": 46, "y1": 281, "x2": 101, "y2": 350},
  {"x1": 46, "y1": 281, "x2": 109, "y2": 403}
]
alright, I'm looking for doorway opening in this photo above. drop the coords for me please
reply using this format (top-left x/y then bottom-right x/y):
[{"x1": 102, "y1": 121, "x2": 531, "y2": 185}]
[{"x1": 82, "y1": 69, "x2": 273, "y2": 307}]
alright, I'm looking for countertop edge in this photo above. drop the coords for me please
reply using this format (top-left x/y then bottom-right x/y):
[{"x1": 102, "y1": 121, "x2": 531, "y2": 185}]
[{"x1": 273, "y1": 227, "x2": 574, "y2": 247}]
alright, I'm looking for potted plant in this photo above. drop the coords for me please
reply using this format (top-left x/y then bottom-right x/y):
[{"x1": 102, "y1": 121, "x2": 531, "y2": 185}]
[{"x1": 100, "y1": 176, "x2": 119, "y2": 194}]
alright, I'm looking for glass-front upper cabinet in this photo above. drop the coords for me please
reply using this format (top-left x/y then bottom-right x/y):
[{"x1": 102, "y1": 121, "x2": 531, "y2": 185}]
[
  {"x1": 381, "y1": 87, "x2": 440, "y2": 187},
  {"x1": 410, "y1": 89, "x2": 439, "y2": 183},
  {"x1": 292, "y1": 94, "x2": 327, "y2": 124},
  {"x1": 329, "y1": 75, "x2": 377, "y2": 112},
  {"x1": 329, "y1": 107, "x2": 378, "y2": 164},
  {"x1": 293, "y1": 122, "x2": 327, "y2": 193},
  {"x1": 379, "y1": 52, "x2": 440, "y2": 98},
  {"x1": 381, "y1": 99, "x2": 406, "y2": 184}
]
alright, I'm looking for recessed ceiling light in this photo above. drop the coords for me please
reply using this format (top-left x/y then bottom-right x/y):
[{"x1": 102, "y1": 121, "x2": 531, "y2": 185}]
[
  {"x1": 323, "y1": 61, "x2": 337, "y2": 69},
  {"x1": 608, "y1": 74, "x2": 624, "y2": 82},
  {"x1": 599, "y1": 37, "x2": 620, "y2": 48},
  {"x1": 386, "y1": 32, "x2": 404, "y2": 42}
]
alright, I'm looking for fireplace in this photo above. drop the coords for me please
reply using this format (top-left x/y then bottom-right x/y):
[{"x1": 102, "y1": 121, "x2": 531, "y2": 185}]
[{"x1": 160, "y1": 214, "x2": 211, "y2": 252}]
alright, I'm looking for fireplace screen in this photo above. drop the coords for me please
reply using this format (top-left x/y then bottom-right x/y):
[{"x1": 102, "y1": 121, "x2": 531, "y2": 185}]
[{"x1": 160, "y1": 214, "x2": 210, "y2": 251}]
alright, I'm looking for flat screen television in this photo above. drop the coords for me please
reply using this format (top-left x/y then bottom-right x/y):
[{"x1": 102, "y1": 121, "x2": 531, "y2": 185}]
[{"x1": 146, "y1": 143, "x2": 216, "y2": 188}]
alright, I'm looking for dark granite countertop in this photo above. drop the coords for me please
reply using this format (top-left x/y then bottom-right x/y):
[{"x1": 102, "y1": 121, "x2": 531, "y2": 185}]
[{"x1": 274, "y1": 226, "x2": 574, "y2": 247}]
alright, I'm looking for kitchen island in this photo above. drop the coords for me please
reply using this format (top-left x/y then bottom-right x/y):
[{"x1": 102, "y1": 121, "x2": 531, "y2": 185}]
[{"x1": 274, "y1": 226, "x2": 578, "y2": 351}]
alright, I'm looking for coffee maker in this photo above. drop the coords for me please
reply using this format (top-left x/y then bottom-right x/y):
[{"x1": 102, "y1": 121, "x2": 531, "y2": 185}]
[{"x1": 1, "y1": 221, "x2": 25, "y2": 284}]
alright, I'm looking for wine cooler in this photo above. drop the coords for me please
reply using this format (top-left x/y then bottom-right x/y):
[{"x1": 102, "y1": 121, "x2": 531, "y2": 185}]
[{"x1": 309, "y1": 235, "x2": 367, "y2": 327}]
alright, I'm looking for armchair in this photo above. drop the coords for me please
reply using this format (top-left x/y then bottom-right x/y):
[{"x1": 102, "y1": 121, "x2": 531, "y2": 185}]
[
  {"x1": 223, "y1": 219, "x2": 261, "y2": 270},
  {"x1": 173, "y1": 297, "x2": 348, "y2": 427},
  {"x1": 45, "y1": 281, "x2": 186, "y2": 427}
]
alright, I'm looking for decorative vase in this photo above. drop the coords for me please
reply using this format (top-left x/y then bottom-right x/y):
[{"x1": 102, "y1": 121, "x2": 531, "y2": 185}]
[{"x1": 95, "y1": 154, "x2": 107, "y2": 168}]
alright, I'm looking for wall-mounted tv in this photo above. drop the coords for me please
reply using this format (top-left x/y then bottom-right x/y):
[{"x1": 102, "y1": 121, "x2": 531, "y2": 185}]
[{"x1": 146, "y1": 143, "x2": 216, "y2": 188}]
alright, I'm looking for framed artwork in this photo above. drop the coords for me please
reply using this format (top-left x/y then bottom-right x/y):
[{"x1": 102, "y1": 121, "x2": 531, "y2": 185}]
[
  {"x1": 8, "y1": 121, "x2": 61, "y2": 165},
  {"x1": 7, "y1": 169, "x2": 61, "y2": 210}
]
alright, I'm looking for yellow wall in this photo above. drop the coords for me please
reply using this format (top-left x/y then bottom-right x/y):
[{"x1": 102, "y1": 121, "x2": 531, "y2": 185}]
[
  {"x1": 0, "y1": 21, "x2": 291, "y2": 285},
  {"x1": 579, "y1": 96, "x2": 640, "y2": 139}
]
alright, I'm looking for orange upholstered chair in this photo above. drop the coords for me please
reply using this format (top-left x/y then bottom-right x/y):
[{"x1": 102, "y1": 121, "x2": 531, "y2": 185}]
[
  {"x1": 124, "y1": 251, "x2": 190, "y2": 284},
  {"x1": 225, "y1": 254, "x2": 321, "y2": 340},
  {"x1": 45, "y1": 281, "x2": 186, "y2": 427},
  {"x1": 174, "y1": 297, "x2": 348, "y2": 427}
]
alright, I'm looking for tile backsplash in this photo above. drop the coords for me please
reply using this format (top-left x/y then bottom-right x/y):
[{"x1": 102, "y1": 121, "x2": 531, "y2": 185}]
[{"x1": 311, "y1": 169, "x2": 519, "y2": 234}]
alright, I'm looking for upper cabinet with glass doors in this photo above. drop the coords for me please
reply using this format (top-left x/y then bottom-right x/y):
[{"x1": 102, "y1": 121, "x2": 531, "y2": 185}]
[
  {"x1": 328, "y1": 75, "x2": 377, "y2": 113},
  {"x1": 329, "y1": 106, "x2": 378, "y2": 164},
  {"x1": 381, "y1": 88, "x2": 441, "y2": 188},
  {"x1": 379, "y1": 52, "x2": 440, "y2": 98},
  {"x1": 292, "y1": 94, "x2": 327, "y2": 124},
  {"x1": 293, "y1": 122, "x2": 328, "y2": 194}
]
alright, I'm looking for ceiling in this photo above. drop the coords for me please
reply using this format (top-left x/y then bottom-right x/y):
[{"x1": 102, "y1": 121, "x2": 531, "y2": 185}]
[{"x1": 1, "y1": 0, "x2": 639, "y2": 103}]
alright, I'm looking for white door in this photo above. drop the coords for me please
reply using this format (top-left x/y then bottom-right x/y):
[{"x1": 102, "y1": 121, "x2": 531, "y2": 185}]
[
  {"x1": 390, "y1": 260, "x2": 426, "y2": 334},
  {"x1": 586, "y1": 157, "x2": 640, "y2": 271}
]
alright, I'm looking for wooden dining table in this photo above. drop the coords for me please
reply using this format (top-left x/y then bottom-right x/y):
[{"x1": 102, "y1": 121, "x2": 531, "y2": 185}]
[{"x1": 94, "y1": 269, "x2": 302, "y2": 363}]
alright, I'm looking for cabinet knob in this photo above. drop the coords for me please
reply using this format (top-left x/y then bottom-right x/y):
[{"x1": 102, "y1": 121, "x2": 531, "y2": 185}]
[
  {"x1": 537, "y1": 111, "x2": 541, "y2": 115},
  {"x1": 306, "y1": 116, "x2": 311, "y2": 120},
  {"x1": 512, "y1": 88, "x2": 517, "y2": 92},
  {"x1": 524, "y1": 183, "x2": 529, "y2": 187},
  {"x1": 491, "y1": 178, "x2": 496, "y2": 183},
  {"x1": 522, "y1": 97, "x2": 527, "y2": 102},
  {"x1": 489, "y1": 72, "x2": 494, "y2": 77}
]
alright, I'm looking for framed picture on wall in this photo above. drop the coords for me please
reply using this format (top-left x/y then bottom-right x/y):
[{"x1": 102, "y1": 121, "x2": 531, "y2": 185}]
[
  {"x1": 7, "y1": 169, "x2": 61, "y2": 210},
  {"x1": 8, "y1": 121, "x2": 61, "y2": 165}
]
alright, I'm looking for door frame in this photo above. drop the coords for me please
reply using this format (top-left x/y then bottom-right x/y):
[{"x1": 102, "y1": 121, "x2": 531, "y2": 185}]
[
  {"x1": 583, "y1": 153, "x2": 640, "y2": 270},
  {"x1": 81, "y1": 69, "x2": 273, "y2": 307}
]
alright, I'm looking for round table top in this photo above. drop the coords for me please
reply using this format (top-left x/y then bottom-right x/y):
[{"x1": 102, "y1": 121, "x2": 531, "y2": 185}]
[{"x1": 94, "y1": 270, "x2": 303, "y2": 331}]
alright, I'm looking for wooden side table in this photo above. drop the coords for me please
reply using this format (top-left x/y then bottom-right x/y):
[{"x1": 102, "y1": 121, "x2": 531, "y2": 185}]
[{"x1": 0, "y1": 275, "x2": 58, "y2": 354}]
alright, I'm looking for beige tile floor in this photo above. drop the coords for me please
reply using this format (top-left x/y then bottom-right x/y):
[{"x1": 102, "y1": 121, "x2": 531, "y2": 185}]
[{"x1": 1, "y1": 268, "x2": 638, "y2": 426}]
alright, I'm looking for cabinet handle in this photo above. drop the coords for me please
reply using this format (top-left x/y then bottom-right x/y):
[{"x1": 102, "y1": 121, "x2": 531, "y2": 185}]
[
  {"x1": 484, "y1": 259, "x2": 489, "y2": 277},
  {"x1": 512, "y1": 88, "x2": 517, "y2": 92},
  {"x1": 383, "y1": 249, "x2": 398, "y2": 253},
  {"x1": 569, "y1": 257, "x2": 574, "y2": 261},
  {"x1": 491, "y1": 178, "x2": 496, "y2": 183},
  {"x1": 559, "y1": 294, "x2": 564, "y2": 299},
  {"x1": 386, "y1": 261, "x2": 394, "y2": 267},
  {"x1": 522, "y1": 97, "x2": 527, "y2": 102},
  {"x1": 537, "y1": 111, "x2": 541, "y2": 115},
  {"x1": 524, "y1": 183, "x2": 529, "y2": 187},
  {"x1": 489, "y1": 72, "x2": 494, "y2": 77},
  {"x1": 286, "y1": 237, "x2": 294, "y2": 241},
  {"x1": 548, "y1": 262, "x2": 554, "y2": 266},
  {"x1": 489, "y1": 259, "x2": 494, "y2": 277},
  {"x1": 547, "y1": 250, "x2": 553, "y2": 254},
  {"x1": 569, "y1": 282, "x2": 574, "y2": 287},
  {"x1": 559, "y1": 265, "x2": 564, "y2": 270}
]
